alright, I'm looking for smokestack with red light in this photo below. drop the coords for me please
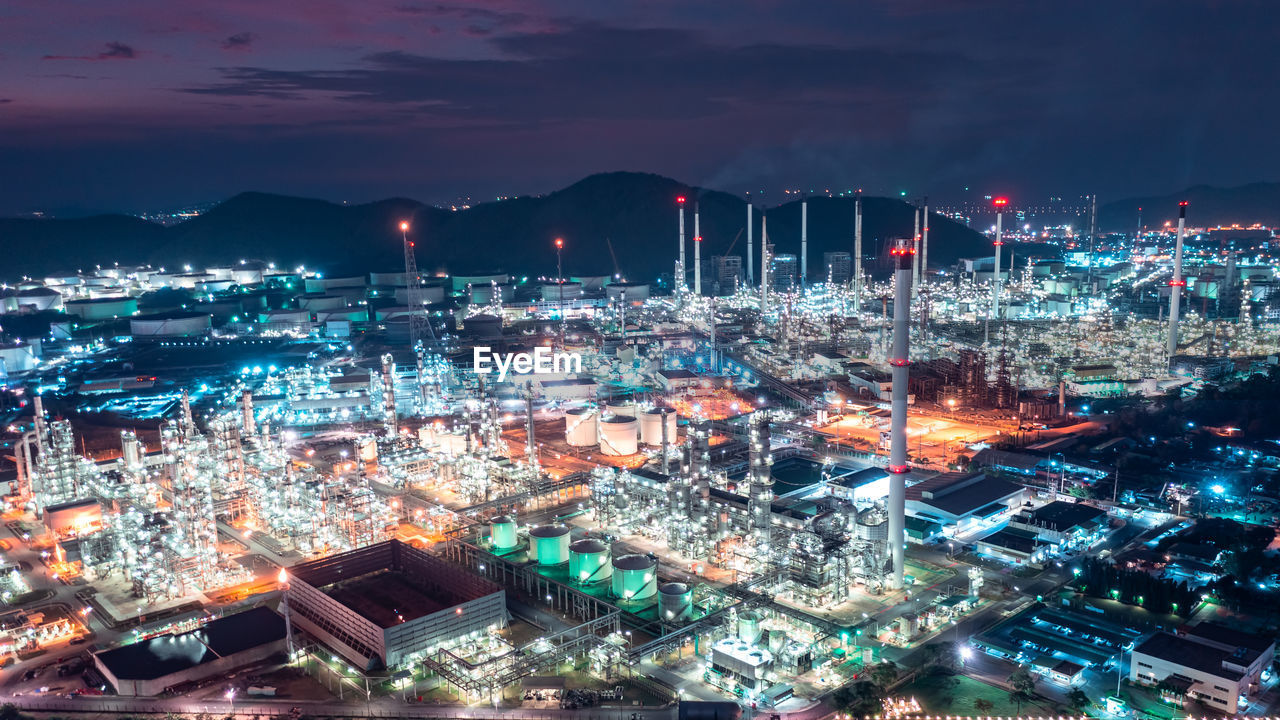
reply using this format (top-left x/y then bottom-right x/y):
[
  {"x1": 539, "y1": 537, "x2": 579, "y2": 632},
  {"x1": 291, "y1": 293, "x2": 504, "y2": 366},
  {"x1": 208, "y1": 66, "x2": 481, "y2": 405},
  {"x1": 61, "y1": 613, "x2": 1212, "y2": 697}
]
[
  {"x1": 1166, "y1": 201, "x2": 1188, "y2": 360},
  {"x1": 746, "y1": 202, "x2": 754, "y2": 285},
  {"x1": 921, "y1": 196, "x2": 929, "y2": 289},
  {"x1": 888, "y1": 236, "x2": 914, "y2": 590},
  {"x1": 677, "y1": 196, "x2": 687, "y2": 294},
  {"x1": 912, "y1": 205, "x2": 921, "y2": 295},
  {"x1": 694, "y1": 201, "x2": 702, "y2": 296},
  {"x1": 853, "y1": 191, "x2": 863, "y2": 312},
  {"x1": 990, "y1": 197, "x2": 1008, "y2": 343}
]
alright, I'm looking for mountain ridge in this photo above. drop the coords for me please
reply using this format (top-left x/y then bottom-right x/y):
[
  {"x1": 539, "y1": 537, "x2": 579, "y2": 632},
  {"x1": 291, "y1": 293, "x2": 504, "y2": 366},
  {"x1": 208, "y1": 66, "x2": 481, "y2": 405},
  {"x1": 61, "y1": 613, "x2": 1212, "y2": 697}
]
[{"x1": 0, "y1": 172, "x2": 991, "y2": 280}]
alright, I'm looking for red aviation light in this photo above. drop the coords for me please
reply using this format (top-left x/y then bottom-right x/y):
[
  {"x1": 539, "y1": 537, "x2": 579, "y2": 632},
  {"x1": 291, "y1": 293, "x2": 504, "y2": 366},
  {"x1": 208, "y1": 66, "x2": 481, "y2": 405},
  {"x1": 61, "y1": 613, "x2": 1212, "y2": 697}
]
[
  {"x1": 676, "y1": 196, "x2": 686, "y2": 204},
  {"x1": 695, "y1": 235, "x2": 703, "y2": 242},
  {"x1": 1178, "y1": 201, "x2": 1188, "y2": 207},
  {"x1": 554, "y1": 237, "x2": 564, "y2": 249},
  {"x1": 888, "y1": 464, "x2": 911, "y2": 474},
  {"x1": 399, "y1": 221, "x2": 410, "y2": 232},
  {"x1": 993, "y1": 197, "x2": 1009, "y2": 207},
  {"x1": 890, "y1": 247, "x2": 916, "y2": 256},
  {"x1": 1170, "y1": 280, "x2": 1186, "y2": 287}
]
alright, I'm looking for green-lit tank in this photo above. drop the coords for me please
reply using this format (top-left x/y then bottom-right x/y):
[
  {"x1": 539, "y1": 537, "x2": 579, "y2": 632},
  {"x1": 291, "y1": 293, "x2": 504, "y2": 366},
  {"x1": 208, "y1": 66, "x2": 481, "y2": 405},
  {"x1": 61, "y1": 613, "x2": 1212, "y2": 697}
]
[
  {"x1": 490, "y1": 516, "x2": 518, "y2": 551},
  {"x1": 528, "y1": 524, "x2": 570, "y2": 565},
  {"x1": 569, "y1": 538, "x2": 612, "y2": 584},
  {"x1": 611, "y1": 553, "x2": 657, "y2": 600}
]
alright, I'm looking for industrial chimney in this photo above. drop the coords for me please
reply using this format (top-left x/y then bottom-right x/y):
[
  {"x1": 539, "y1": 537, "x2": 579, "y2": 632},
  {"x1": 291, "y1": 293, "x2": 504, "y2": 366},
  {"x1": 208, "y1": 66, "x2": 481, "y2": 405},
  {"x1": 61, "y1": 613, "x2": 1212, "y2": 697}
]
[
  {"x1": 888, "y1": 237, "x2": 914, "y2": 590},
  {"x1": 1166, "y1": 201, "x2": 1188, "y2": 361}
]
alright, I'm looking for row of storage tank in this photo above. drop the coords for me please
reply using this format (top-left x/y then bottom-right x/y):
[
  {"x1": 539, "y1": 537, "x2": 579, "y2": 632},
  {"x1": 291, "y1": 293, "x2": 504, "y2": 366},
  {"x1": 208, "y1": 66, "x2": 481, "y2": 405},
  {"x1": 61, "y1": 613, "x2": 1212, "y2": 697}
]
[
  {"x1": 564, "y1": 405, "x2": 677, "y2": 456},
  {"x1": 490, "y1": 518, "x2": 694, "y2": 620}
]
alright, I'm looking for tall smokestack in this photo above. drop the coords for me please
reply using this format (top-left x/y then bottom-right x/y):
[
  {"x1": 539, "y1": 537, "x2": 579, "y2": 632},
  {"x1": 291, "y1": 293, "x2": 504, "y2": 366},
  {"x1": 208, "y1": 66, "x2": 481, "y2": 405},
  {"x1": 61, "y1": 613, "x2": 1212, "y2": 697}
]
[
  {"x1": 888, "y1": 237, "x2": 914, "y2": 590},
  {"x1": 694, "y1": 202, "x2": 702, "y2": 296},
  {"x1": 988, "y1": 197, "x2": 1008, "y2": 345},
  {"x1": 709, "y1": 296, "x2": 717, "y2": 372},
  {"x1": 1058, "y1": 379, "x2": 1066, "y2": 417},
  {"x1": 920, "y1": 197, "x2": 929, "y2": 289},
  {"x1": 912, "y1": 206, "x2": 921, "y2": 297},
  {"x1": 760, "y1": 216, "x2": 771, "y2": 314},
  {"x1": 677, "y1": 197, "x2": 687, "y2": 293},
  {"x1": 800, "y1": 200, "x2": 808, "y2": 287},
  {"x1": 746, "y1": 203, "x2": 754, "y2": 285},
  {"x1": 853, "y1": 193, "x2": 863, "y2": 312},
  {"x1": 1166, "y1": 201, "x2": 1188, "y2": 360},
  {"x1": 241, "y1": 390, "x2": 255, "y2": 438},
  {"x1": 1226, "y1": 249, "x2": 1237, "y2": 289}
]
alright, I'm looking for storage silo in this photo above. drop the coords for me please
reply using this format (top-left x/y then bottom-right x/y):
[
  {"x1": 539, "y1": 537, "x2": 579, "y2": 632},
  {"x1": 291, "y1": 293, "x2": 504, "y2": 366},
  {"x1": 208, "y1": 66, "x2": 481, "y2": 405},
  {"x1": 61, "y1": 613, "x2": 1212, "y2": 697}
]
[
  {"x1": 658, "y1": 582, "x2": 693, "y2": 621},
  {"x1": 490, "y1": 516, "x2": 518, "y2": 551},
  {"x1": 606, "y1": 401, "x2": 636, "y2": 417},
  {"x1": 565, "y1": 407, "x2": 598, "y2": 447},
  {"x1": 611, "y1": 554, "x2": 658, "y2": 601},
  {"x1": 569, "y1": 539, "x2": 612, "y2": 584},
  {"x1": 599, "y1": 416, "x2": 638, "y2": 456},
  {"x1": 639, "y1": 408, "x2": 678, "y2": 446},
  {"x1": 528, "y1": 524, "x2": 570, "y2": 565}
]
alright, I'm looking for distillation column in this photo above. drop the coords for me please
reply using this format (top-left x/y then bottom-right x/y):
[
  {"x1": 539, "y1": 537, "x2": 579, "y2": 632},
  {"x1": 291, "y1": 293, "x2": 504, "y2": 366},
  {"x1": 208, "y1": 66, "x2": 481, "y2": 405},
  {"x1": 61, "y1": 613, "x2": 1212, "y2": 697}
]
[
  {"x1": 853, "y1": 193, "x2": 863, "y2": 312},
  {"x1": 747, "y1": 412, "x2": 774, "y2": 554}
]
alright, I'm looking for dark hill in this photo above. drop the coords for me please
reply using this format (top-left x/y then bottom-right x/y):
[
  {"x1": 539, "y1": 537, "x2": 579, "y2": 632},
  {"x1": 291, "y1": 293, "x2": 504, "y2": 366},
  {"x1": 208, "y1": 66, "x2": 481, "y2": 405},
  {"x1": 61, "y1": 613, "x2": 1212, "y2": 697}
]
[
  {"x1": 0, "y1": 172, "x2": 990, "y2": 280},
  {"x1": 1099, "y1": 181, "x2": 1280, "y2": 231}
]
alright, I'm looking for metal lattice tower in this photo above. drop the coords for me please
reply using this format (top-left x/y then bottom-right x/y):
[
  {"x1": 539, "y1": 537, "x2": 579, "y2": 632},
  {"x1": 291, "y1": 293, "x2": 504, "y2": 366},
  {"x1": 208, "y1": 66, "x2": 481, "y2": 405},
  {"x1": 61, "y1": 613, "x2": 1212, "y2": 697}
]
[{"x1": 401, "y1": 221, "x2": 437, "y2": 352}]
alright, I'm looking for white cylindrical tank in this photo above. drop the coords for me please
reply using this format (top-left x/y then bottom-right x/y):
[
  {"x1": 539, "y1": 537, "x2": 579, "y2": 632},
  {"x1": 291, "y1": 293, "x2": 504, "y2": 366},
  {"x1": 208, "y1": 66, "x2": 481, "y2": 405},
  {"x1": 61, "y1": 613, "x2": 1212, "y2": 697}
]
[
  {"x1": 599, "y1": 416, "x2": 638, "y2": 456},
  {"x1": 658, "y1": 582, "x2": 693, "y2": 621},
  {"x1": 767, "y1": 628, "x2": 785, "y2": 654},
  {"x1": 565, "y1": 407, "x2": 598, "y2": 447},
  {"x1": 528, "y1": 524, "x2": 570, "y2": 565},
  {"x1": 540, "y1": 282, "x2": 582, "y2": 302},
  {"x1": 569, "y1": 538, "x2": 612, "y2": 584},
  {"x1": 491, "y1": 516, "x2": 518, "y2": 551},
  {"x1": 738, "y1": 611, "x2": 762, "y2": 644},
  {"x1": 611, "y1": 554, "x2": 658, "y2": 601},
  {"x1": 606, "y1": 402, "x2": 636, "y2": 417},
  {"x1": 469, "y1": 284, "x2": 514, "y2": 304},
  {"x1": 605, "y1": 282, "x2": 650, "y2": 301},
  {"x1": 639, "y1": 408, "x2": 678, "y2": 446}
]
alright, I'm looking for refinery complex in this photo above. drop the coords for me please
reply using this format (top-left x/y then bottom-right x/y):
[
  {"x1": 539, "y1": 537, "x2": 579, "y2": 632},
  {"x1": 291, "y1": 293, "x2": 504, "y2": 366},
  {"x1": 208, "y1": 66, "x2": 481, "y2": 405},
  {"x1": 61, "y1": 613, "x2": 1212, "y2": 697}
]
[{"x1": 1, "y1": 194, "x2": 1280, "y2": 720}]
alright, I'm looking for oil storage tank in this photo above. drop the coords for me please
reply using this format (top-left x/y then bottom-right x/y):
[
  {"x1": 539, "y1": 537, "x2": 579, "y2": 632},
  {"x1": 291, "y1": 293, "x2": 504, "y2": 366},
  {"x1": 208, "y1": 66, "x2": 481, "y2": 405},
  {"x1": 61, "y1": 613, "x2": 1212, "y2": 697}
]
[
  {"x1": 639, "y1": 408, "x2": 678, "y2": 446},
  {"x1": 527, "y1": 524, "x2": 571, "y2": 565},
  {"x1": 565, "y1": 407, "x2": 598, "y2": 447},
  {"x1": 658, "y1": 582, "x2": 693, "y2": 621},
  {"x1": 490, "y1": 516, "x2": 518, "y2": 551},
  {"x1": 599, "y1": 416, "x2": 638, "y2": 456},
  {"x1": 611, "y1": 554, "x2": 657, "y2": 601},
  {"x1": 569, "y1": 539, "x2": 612, "y2": 584}
]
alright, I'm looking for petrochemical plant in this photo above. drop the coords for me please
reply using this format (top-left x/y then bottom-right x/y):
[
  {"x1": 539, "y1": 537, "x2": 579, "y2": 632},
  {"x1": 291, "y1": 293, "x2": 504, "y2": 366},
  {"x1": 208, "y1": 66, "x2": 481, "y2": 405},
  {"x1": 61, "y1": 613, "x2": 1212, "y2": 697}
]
[{"x1": 1, "y1": 194, "x2": 1278, "y2": 717}]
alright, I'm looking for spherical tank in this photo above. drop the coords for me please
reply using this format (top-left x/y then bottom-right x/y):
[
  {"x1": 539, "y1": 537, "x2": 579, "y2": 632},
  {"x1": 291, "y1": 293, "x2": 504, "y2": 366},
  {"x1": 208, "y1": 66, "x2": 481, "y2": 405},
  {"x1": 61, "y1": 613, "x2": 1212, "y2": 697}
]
[
  {"x1": 528, "y1": 524, "x2": 570, "y2": 565},
  {"x1": 611, "y1": 554, "x2": 657, "y2": 601},
  {"x1": 599, "y1": 416, "x2": 638, "y2": 456},
  {"x1": 490, "y1": 516, "x2": 518, "y2": 551},
  {"x1": 568, "y1": 539, "x2": 612, "y2": 584},
  {"x1": 658, "y1": 582, "x2": 693, "y2": 621},
  {"x1": 639, "y1": 408, "x2": 678, "y2": 446},
  {"x1": 565, "y1": 407, "x2": 598, "y2": 447}
]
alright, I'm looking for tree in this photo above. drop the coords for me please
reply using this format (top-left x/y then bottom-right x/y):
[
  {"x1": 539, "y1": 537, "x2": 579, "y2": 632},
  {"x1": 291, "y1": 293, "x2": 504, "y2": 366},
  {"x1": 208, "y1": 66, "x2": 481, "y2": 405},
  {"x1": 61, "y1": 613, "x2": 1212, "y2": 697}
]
[
  {"x1": 869, "y1": 661, "x2": 899, "y2": 688},
  {"x1": 919, "y1": 641, "x2": 958, "y2": 674},
  {"x1": 1066, "y1": 688, "x2": 1091, "y2": 712},
  {"x1": 973, "y1": 698, "x2": 995, "y2": 715},
  {"x1": 1007, "y1": 667, "x2": 1036, "y2": 714},
  {"x1": 833, "y1": 680, "x2": 884, "y2": 717}
]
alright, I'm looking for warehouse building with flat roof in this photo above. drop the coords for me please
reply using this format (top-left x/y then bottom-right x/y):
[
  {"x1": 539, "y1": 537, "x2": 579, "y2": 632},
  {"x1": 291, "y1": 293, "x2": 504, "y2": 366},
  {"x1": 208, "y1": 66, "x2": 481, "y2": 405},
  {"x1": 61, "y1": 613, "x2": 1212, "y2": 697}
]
[
  {"x1": 285, "y1": 540, "x2": 507, "y2": 671},
  {"x1": 94, "y1": 606, "x2": 286, "y2": 696}
]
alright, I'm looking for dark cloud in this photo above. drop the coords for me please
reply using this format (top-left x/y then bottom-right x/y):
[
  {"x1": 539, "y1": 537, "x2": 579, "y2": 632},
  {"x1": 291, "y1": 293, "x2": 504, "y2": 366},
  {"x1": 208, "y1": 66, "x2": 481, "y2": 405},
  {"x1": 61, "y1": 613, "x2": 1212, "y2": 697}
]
[
  {"x1": 0, "y1": 99, "x2": 12, "y2": 104},
  {"x1": 44, "y1": 41, "x2": 137, "y2": 61},
  {"x1": 221, "y1": 32, "x2": 257, "y2": 51}
]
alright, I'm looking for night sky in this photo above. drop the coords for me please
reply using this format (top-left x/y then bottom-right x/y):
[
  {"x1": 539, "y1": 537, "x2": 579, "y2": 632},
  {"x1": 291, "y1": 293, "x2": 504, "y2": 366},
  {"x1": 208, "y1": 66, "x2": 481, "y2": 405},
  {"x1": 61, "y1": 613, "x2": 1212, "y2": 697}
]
[{"x1": 1, "y1": 1, "x2": 1275, "y2": 215}]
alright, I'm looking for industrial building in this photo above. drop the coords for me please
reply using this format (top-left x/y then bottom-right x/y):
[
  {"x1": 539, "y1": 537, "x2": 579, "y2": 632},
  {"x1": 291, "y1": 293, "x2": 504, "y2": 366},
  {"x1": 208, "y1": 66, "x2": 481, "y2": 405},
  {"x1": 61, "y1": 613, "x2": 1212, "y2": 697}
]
[
  {"x1": 94, "y1": 606, "x2": 287, "y2": 696},
  {"x1": 1131, "y1": 623, "x2": 1276, "y2": 715},
  {"x1": 283, "y1": 540, "x2": 508, "y2": 670}
]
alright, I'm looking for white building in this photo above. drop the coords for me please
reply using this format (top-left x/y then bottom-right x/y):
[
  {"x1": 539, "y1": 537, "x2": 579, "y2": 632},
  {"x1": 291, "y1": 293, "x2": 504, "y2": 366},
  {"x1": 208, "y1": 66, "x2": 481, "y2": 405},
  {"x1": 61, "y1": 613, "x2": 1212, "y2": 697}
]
[{"x1": 1130, "y1": 623, "x2": 1275, "y2": 715}]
